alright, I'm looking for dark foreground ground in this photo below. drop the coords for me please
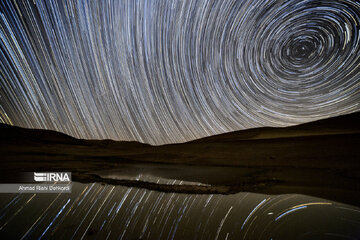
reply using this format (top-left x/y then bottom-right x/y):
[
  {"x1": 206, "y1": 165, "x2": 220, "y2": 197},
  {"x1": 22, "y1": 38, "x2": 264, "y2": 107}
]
[{"x1": 0, "y1": 112, "x2": 359, "y2": 206}]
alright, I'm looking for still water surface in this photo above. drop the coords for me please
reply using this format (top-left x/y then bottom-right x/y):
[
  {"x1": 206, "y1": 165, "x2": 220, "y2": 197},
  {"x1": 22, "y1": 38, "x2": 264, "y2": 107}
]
[{"x1": 0, "y1": 180, "x2": 359, "y2": 239}]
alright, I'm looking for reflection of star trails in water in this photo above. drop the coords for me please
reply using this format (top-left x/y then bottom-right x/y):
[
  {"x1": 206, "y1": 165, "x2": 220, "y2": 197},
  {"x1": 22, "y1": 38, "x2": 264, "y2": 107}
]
[
  {"x1": 241, "y1": 198, "x2": 268, "y2": 230},
  {"x1": 275, "y1": 202, "x2": 333, "y2": 221},
  {"x1": 0, "y1": 0, "x2": 359, "y2": 145},
  {"x1": 0, "y1": 183, "x2": 359, "y2": 239}
]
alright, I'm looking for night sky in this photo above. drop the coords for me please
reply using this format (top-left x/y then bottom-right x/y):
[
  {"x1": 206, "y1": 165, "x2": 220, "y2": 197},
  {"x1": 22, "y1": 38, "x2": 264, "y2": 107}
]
[{"x1": 0, "y1": 0, "x2": 359, "y2": 145}]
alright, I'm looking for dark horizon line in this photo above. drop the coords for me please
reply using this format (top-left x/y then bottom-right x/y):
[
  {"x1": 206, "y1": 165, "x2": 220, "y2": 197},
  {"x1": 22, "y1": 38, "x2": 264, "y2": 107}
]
[{"x1": 1, "y1": 110, "x2": 359, "y2": 147}]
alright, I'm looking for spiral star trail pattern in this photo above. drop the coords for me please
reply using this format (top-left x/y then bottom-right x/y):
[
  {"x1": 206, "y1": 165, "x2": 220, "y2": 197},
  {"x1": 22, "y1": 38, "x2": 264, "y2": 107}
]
[{"x1": 0, "y1": 0, "x2": 359, "y2": 144}]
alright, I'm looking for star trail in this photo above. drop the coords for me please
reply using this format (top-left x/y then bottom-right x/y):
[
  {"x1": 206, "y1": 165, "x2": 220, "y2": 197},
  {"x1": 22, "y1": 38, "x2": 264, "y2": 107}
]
[
  {"x1": 0, "y1": 0, "x2": 359, "y2": 144},
  {"x1": 1, "y1": 182, "x2": 360, "y2": 239}
]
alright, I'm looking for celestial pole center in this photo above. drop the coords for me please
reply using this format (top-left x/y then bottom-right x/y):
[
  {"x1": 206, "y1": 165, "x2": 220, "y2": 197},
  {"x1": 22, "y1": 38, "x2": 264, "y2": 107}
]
[{"x1": 0, "y1": 0, "x2": 359, "y2": 145}]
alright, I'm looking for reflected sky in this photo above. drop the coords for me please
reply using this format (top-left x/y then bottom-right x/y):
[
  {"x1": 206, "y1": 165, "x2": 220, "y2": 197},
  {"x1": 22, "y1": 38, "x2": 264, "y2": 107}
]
[{"x1": 0, "y1": 182, "x2": 359, "y2": 239}]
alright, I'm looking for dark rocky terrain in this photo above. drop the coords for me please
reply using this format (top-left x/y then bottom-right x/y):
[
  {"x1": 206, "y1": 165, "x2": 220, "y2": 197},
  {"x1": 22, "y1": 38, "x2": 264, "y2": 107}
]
[{"x1": 1, "y1": 112, "x2": 359, "y2": 206}]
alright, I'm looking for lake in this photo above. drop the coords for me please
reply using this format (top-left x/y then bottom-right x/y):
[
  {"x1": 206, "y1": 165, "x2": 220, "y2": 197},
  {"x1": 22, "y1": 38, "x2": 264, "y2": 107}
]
[{"x1": 0, "y1": 180, "x2": 359, "y2": 239}]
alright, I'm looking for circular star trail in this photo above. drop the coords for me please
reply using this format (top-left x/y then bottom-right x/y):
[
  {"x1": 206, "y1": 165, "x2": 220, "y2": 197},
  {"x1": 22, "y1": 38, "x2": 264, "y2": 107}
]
[{"x1": 0, "y1": 0, "x2": 359, "y2": 145}]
